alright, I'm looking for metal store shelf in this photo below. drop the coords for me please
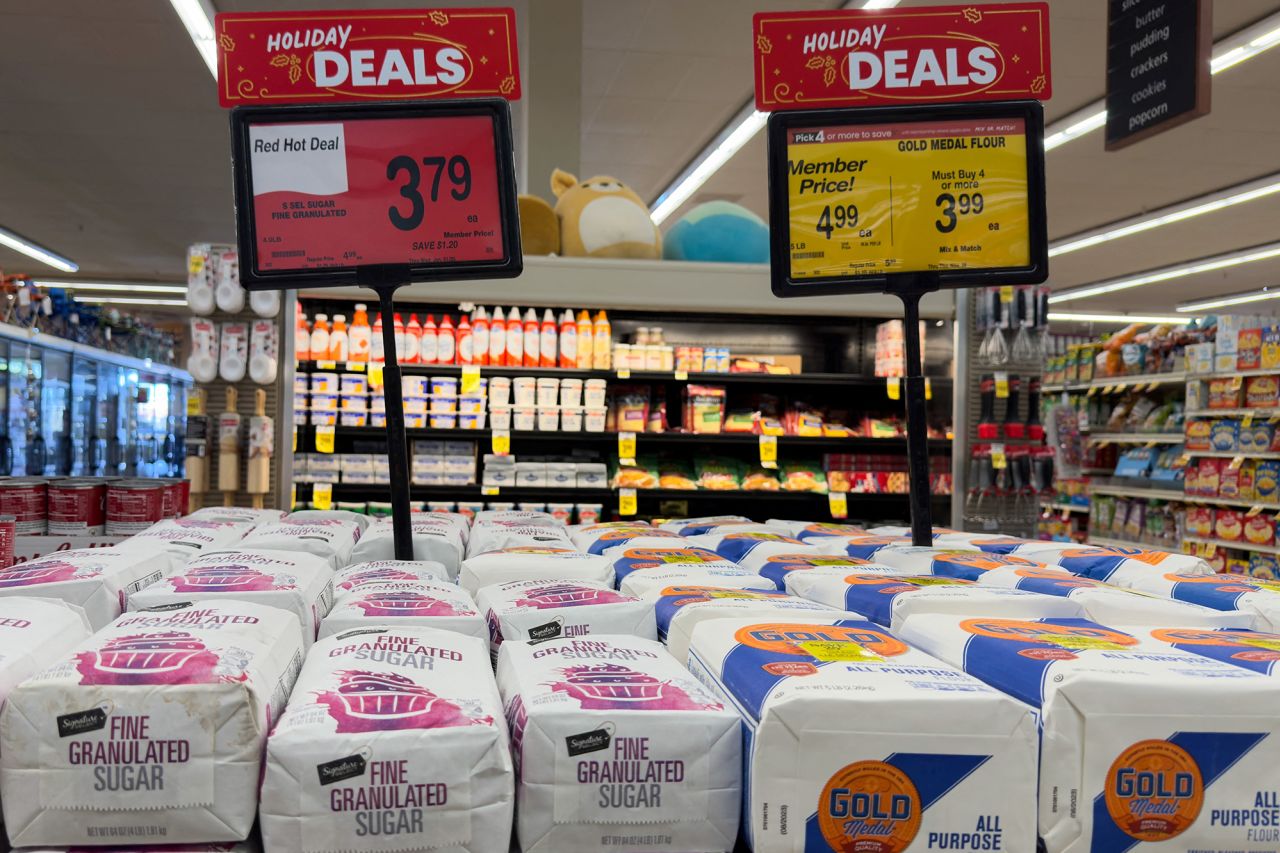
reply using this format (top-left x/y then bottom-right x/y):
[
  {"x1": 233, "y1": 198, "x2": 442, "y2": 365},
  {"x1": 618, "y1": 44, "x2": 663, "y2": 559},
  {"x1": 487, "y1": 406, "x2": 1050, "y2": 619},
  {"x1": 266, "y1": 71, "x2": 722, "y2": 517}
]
[
  {"x1": 1184, "y1": 535, "x2": 1280, "y2": 556},
  {"x1": 1086, "y1": 433, "x2": 1183, "y2": 445},
  {"x1": 1040, "y1": 502, "x2": 1088, "y2": 514},
  {"x1": 1188, "y1": 450, "x2": 1280, "y2": 460},
  {"x1": 1089, "y1": 485, "x2": 1187, "y2": 501}
]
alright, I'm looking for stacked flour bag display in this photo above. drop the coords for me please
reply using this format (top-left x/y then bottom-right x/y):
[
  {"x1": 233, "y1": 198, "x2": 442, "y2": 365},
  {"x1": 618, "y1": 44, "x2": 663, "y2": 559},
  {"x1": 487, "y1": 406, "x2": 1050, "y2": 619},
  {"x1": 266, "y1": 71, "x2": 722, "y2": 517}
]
[
  {"x1": 1123, "y1": 571, "x2": 1280, "y2": 630},
  {"x1": 817, "y1": 533, "x2": 977, "y2": 561},
  {"x1": 322, "y1": 577, "x2": 485, "y2": 639},
  {"x1": 657, "y1": 515, "x2": 751, "y2": 535},
  {"x1": 333, "y1": 559, "x2": 452, "y2": 597},
  {"x1": 571, "y1": 521, "x2": 685, "y2": 555},
  {"x1": 686, "y1": 530, "x2": 826, "y2": 578},
  {"x1": 496, "y1": 635, "x2": 740, "y2": 852},
  {"x1": 350, "y1": 515, "x2": 466, "y2": 577},
  {"x1": 785, "y1": 570, "x2": 1085, "y2": 632},
  {"x1": 459, "y1": 549, "x2": 613, "y2": 596},
  {"x1": 750, "y1": 552, "x2": 885, "y2": 591},
  {"x1": 608, "y1": 544, "x2": 770, "y2": 597},
  {"x1": 260, "y1": 627, "x2": 512, "y2": 853},
  {"x1": 686, "y1": 616, "x2": 1039, "y2": 853},
  {"x1": 0, "y1": 600, "x2": 304, "y2": 845},
  {"x1": 651, "y1": 585, "x2": 846, "y2": 665},
  {"x1": 240, "y1": 513, "x2": 363, "y2": 570},
  {"x1": 0, "y1": 546, "x2": 171, "y2": 628},
  {"x1": 866, "y1": 547, "x2": 1054, "y2": 581},
  {"x1": 1006, "y1": 542, "x2": 1215, "y2": 584},
  {"x1": 763, "y1": 520, "x2": 867, "y2": 540},
  {"x1": 897, "y1": 613, "x2": 1280, "y2": 853},
  {"x1": 128, "y1": 548, "x2": 335, "y2": 646},
  {"x1": 477, "y1": 579, "x2": 654, "y2": 660}
]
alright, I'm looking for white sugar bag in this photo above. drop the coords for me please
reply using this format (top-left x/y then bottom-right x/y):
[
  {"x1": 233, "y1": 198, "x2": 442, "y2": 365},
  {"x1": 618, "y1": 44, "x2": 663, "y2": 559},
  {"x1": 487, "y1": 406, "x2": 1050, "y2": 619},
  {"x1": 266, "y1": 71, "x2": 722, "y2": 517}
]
[
  {"x1": 128, "y1": 548, "x2": 334, "y2": 647},
  {"x1": 0, "y1": 596, "x2": 92, "y2": 700},
  {"x1": 260, "y1": 627, "x2": 512, "y2": 853},
  {"x1": 458, "y1": 551, "x2": 613, "y2": 596},
  {"x1": 465, "y1": 522, "x2": 572, "y2": 558},
  {"x1": 320, "y1": 580, "x2": 485, "y2": 640},
  {"x1": 976, "y1": 566, "x2": 1253, "y2": 628},
  {"x1": 333, "y1": 560, "x2": 451, "y2": 601},
  {"x1": 349, "y1": 517, "x2": 465, "y2": 577},
  {"x1": 687, "y1": 616, "x2": 1039, "y2": 853},
  {"x1": 472, "y1": 509, "x2": 556, "y2": 526},
  {"x1": 1123, "y1": 571, "x2": 1280, "y2": 630},
  {"x1": 496, "y1": 635, "x2": 740, "y2": 852},
  {"x1": 619, "y1": 568, "x2": 771, "y2": 599},
  {"x1": 897, "y1": 614, "x2": 1280, "y2": 853},
  {"x1": 186, "y1": 506, "x2": 285, "y2": 527},
  {"x1": 785, "y1": 571, "x2": 1083, "y2": 632},
  {"x1": 477, "y1": 579, "x2": 654, "y2": 660},
  {"x1": 240, "y1": 517, "x2": 362, "y2": 569},
  {"x1": 0, "y1": 546, "x2": 170, "y2": 629},
  {"x1": 125, "y1": 518, "x2": 255, "y2": 566},
  {"x1": 0, "y1": 600, "x2": 303, "y2": 846},
  {"x1": 417, "y1": 510, "x2": 472, "y2": 544},
  {"x1": 287, "y1": 508, "x2": 373, "y2": 532}
]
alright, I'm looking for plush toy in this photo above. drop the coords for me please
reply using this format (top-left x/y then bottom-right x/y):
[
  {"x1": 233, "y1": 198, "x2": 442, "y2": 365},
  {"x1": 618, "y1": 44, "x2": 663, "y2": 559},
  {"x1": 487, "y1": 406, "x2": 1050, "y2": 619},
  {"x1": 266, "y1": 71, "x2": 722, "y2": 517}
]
[
  {"x1": 551, "y1": 169, "x2": 661, "y2": 259},
  {"x1": 663, "y1": 201, "x2": 769, "y2": 263},
  {"x1": 517, "y1": 195, "x2": 559, "y2": 256}
]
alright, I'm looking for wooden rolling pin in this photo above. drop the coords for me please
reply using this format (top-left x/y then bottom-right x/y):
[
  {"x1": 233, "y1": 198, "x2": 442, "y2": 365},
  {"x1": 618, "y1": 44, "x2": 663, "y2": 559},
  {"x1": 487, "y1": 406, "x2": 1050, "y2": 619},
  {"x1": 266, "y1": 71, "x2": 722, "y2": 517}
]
[
  {"x1": 247, "y1": 388, "x2": 273, "y2": 510},
  {"x1": 217, "y1": 387, "x2": 241, "y2": 507}
]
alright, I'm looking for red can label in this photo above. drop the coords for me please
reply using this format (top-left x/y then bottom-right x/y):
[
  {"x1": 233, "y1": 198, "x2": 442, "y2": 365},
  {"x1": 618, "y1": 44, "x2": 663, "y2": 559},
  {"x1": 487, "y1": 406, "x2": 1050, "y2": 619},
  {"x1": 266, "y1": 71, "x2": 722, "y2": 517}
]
[
  {"x1": 0, "y1": 481, "x2": 47, "y2": 535},
  {"x1": 47, "y1": 482, "x2": 106, "y2": 535},
  {"x1": 0, "y1": 515, "x2": 14, "y2": 570},
  {"x1": 106, "y1": 484, "x2": 164, "y2": 535}
]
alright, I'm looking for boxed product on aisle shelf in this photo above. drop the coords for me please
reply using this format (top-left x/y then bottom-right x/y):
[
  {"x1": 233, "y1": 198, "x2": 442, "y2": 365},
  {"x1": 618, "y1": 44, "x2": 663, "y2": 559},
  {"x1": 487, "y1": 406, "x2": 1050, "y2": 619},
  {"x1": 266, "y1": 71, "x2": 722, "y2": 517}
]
[
  {"x1": 458, "y1": 551, "x2": 612, "y2": 596},
  {"x1": 496, "y1": 635, "x2": 740, "y2": 853},
  {"x1": 687, "y1": 616, "x2": 1037, "y2": 853},
  {"x1": 1186, "y1": 506, "x2": 1214, "y2": 537},
  {"x1": 652, "y1": 585, "x2": 843, "y2": 664},
  {"x1": 898, "y1": 614, "x2": 1280, "y2": 853},
  {"x1": 0, "y1": 600, "x2": 303, "y2": 846},
  {"x1": 319, "y1": 579, "x2": 485, "y2": 639},
  {"x1": 477, "y1": 579, "x2": 654, "y2": 659},
  {"x1": 1215, "y1": 508, "x2": 1245, "y2": 542},
  {"x1": 1208, "y1": 377, "x2": 1242, "y2": 409},
  {"x1": 1185, "y1": 341, "x2": 1214, "y2": 374},
  {"x1": 515, "y1": 461, "x2": 549, "y2": 488},
  {"x1": 1210, "y1": 419, "x2": 1240, "y2": 452},
  {"x1": 333, "y1": 560, "x2": 451, "y2": 598},
  {"x1": 260, "y1": 628, "x2": 512, "y2": 853},
  {"x1": 1218, "y1": 459, "x2": 1254, "y2": 499},
  {"x1": 1245, "y1": 512, "x2": 1277, "y2": 546},
  {"x1": 1247, "y1": 374, "x2": 1280, "y2": 408},
  {"x1": 1238, "y1": 326, "x2": 1264, "y2": 370},
  {"x1": 1249, "y1": 554, "x2": 1280, "y2": 579},
  {"x1": 0, "y1": 546, "x2": 170, "y2": 629}
]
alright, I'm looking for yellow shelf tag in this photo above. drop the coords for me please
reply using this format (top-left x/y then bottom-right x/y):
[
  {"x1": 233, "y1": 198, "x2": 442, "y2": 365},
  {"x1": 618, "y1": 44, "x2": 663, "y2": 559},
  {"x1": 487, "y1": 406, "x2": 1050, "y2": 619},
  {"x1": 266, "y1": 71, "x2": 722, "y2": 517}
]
[
  {"x1": 999, "y1": 285, "x2": 1015, "y2": 304},
  {"x1": 991, "y1": 443, "x2": 1008, "y2": 470},
  {"x1": 675, "y1": 369, "x2": 689, "y2": 381},
  {"x1": 1247, "y1": 505, "x2": 1264, "y2": 518},
  {"x1": 925, "y1": 378, "x2": 933, "y2": 401},
  {"x1": 481, "y1": 485, "x2": 500, "y2": 496},
  {"x1": 1229, "y1": 455, "x2": 1245, "y2": 471},
  {"x1": 619, "y1": 432, "x2": 637, "y2": 467},
  {"x1": 187, "y1": 389, "x2": 206, "y2": 416},
  {"x1": 1087, "y1": 386, "x2": 1099, "y2": 397},
  {"x1": 619, "y1": 488, "x2": 638, "y2": 516},
  {"x1": 1243, "y1": 414, "x2": 1254, "y2": 428},
  {"x1": 290, "y1": 484, "x2": 298, "y2": 510},
  {"x1": 759, "y1": 434, "x2": 778, "y2": 469},
  {"x1": 461, "y1": 365, "x2": 481, "y2": 394},
  {"x1": 995, "y1": 372, "x2": 1010, "y2": 399},
  {"x1": 345, "y1": 361, "x2": 365, "y2": 373},
  {"x1": 887, "y1": 377, "x2": 901, "y2": 401},
  {"x1": 312, "y1": 483, "x2": 333, "y2": 511},
  {"x1": 1230, "y1": 375, "x2": 1244, "y2": 391},
  {"x1": 828, "y1": 491, "x2": 848, "y2": 519},
  {"x1": 1205, "y1": 542, "x2": 1217, "y2": 558},
  {"x1": 316, "y1": 360, "x2": 337, "y2": 370},
  {"x1": 492, "y1": 429, "x2": 511, "y2": 456},
  {"x1": 315, "y1": 425, "x2": 335, "y2": 454},
  {"x1": 368, "y1": 363, "x2": 384, "y2": 388},
  {"x1": 617, "y1": 368, "x2": 632, "y2": 380},
  {"x1": 292, "y1": 425, "x2": 298, "y2": 452}
]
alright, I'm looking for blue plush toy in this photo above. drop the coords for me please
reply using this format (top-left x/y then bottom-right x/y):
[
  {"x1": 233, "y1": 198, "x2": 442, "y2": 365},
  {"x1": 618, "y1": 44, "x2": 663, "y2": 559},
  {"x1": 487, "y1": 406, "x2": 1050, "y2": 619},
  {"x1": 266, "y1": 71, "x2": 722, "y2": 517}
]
[{"x1": 663, "y1": 201, "x2": 769, "y2": 263}]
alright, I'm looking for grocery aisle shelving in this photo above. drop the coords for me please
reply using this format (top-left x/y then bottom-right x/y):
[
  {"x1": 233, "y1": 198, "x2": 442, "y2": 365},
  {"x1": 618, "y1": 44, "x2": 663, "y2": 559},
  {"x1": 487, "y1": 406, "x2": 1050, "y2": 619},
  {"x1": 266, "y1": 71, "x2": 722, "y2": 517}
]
[
  {"x1": 1184, "y1": 535, "x2": 1280, "y2": 556},
  {"x1": 1085, "y1": 433, "x2": 1183, "y2": 445},
  {"x1": 1089, "y1": 485, "x2": 1185, "y2": 501}
]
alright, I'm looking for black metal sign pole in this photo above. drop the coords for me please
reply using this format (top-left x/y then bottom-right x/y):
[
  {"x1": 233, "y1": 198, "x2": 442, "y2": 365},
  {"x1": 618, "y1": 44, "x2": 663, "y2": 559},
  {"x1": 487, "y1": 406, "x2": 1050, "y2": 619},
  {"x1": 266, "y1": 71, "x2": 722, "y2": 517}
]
[{"x1": 892, "y1": 277, "x2": 939, "y2": 547}]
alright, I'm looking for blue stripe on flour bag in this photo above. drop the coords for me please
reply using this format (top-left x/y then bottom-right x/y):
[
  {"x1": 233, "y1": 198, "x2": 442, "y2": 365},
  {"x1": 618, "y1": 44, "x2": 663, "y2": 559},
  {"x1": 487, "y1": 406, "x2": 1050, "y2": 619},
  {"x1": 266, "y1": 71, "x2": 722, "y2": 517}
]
[
  {"x1": 757, "y1": 555, "x2": 874, "y2": 591},
  {"x1": 1049, "y1": 546, "x2": 1184, "y2": 581},
  {"x1": 585, "y1": 530, "x2": 681, "y2": 555},
  {"x1": 967, "y1": 536, "x2": 1038, "y2": 554},
  {"x1": 802, "y1": 753, "x2": 992, "y2": 851},
  {"x1": 1002, "y1": 570, "x2": 1102, "y2": 596},
  {"x1": 712, "y1": 533, "x2": 808, "y2": 563},
  {"x1": 1089, "y1": 731, "x2": 1268, "y2": 853},
  {"x1": 1153, "y1": 627, "x2": 1280, "y2": 675},
  {"x1": 838, "y1": 536, "x2": 916, "y2": 561},
  {"x1": 609, "y1": 547, "x2": 729, "y2": 585},
  {"x1": 835, "y1": 575, "x2": 974, "y2": 627},
  {"x1": 1163, "y1": 574, "x2": 1259, "y2": 610},
  {"x1": 652, "y1": 587, "x2": 791, "y2": 641},
  {"x1": 925, "y1": 552, "x2": 1046, "y2": 581}
]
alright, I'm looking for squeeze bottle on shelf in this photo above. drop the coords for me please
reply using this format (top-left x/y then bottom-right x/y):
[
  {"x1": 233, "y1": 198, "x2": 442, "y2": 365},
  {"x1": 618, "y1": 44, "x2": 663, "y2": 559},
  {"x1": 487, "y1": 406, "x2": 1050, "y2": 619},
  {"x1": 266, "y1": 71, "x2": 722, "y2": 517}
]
[
  {"x1": 576, "y1": 310, "x2": 593, "y2": 369},
  {"x1": 438, "y1": 315, "x2": 457, "y2": 365},
  {"x1": 349, "y1": 303, "x2": 371, "y2": 362},
  {"x1": 296, "y1": 308, "x2": 311, "y2": 362},
  {"x1": 559, "y1": 309, "x2": 577, "y2": 368},
  {"x1": 506, "y1": 307, "x2": 524, "y2": 367},
  {"x1": 472, "y1": 307, "x2": 489, "y2": 366},
  {"x1": 457, "y1": 315, "x2": 474, "y2": 365},
  {"x1": 593, "y1": 310, "x2": 612, "y2": 370},
  {"x1": 489, "y1": 306, "x2": 506, "y2": 365},
  {"x1": 523, "y1": 308, "x2": 539, "y2": 367},
  {"x1": 540, "y1": 309, "x2": 557, "y2": 368},
  {"x1": 371, "y1": 314, "x2": 385, "y2": 363},
  {"x1": 420, "y1": 314, "x2": 438, "y2": 365},
  {"x1": 404, "y1": 315, "x2": 422, "y2": 364},
  {"x1": 310, "y1": 315, "x2": 330, "y2": 363},
  {"x1": 393, "y1": 314, "x2": 406, "y2": 361},
  {"x1": 328, "y1": 314, "x2": 349, "y2": 362}
]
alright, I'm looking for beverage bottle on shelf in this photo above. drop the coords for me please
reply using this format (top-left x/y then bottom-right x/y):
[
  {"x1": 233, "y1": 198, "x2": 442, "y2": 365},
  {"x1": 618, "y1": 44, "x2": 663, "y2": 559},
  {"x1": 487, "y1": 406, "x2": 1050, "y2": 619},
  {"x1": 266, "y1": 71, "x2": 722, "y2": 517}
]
[
  {"x1": 420, "y1": 314, "x2": 438, "y2": 365},
  {"x1": 457, "y1": 315, "x2": 474, "y2": 365},
  {"x1": 310, "y1": 314, "x2": 330, "y2": 363},
  {"x1": 328, "y1": 314, "x2": 349, "y2": 362},
  {"x1": 393, "y1": 313, "x2": 406, "y2": 361},
  {"x1": 438, "y1": 315, "x2": 457, "y2": 365},
  {"x1": 506, "y1": 307, "x2": 524, "y2": 367},
  {"x1": 540, "y1": 309, "x2": 557, "y2": 368},
  {"x1": 559, "y1": 309, "x2": 577, "y2": 368},
  {"x1": 593, "y1": 309, "x2": 612, "y2": 370},
  {"x1": 348, "y1": 303, "x2": 371, "y2": 362},
  {"x1": 576, "y1": 310, "x2": 593, "y2": 369},
  {"x1": 296, "y1": 307, "x2": 311, "y2": 362},
  {"x1": 489, "y1": 306, "x2": 507, "y2": 365},
  {"x1": 404, "y1": 314, "x2": 422, "y2": 364},
  {"x1": 522, "y1": 308, "x2": 539, "y2": 367},
  {"x1": 371, "y1": 314, "x2": 385, "y2": 363},
  {"x1": 472, "y1": 306, "x2": 489, "y2": 366}
]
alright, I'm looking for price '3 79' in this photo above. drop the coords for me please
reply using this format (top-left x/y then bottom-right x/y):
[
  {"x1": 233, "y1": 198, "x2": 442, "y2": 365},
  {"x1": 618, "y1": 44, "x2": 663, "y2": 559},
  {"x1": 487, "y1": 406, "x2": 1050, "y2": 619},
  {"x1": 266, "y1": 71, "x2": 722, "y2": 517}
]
[{"x1": 386, "y1": 154, "x2": 472, "y2": 231}]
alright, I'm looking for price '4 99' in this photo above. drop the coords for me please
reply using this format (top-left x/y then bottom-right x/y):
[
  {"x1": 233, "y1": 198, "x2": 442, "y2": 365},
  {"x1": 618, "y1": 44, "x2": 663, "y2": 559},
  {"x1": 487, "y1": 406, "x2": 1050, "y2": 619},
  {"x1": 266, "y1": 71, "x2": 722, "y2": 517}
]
[{"x1": 386, "y1": 155, "x2": 472, "y2": 231}]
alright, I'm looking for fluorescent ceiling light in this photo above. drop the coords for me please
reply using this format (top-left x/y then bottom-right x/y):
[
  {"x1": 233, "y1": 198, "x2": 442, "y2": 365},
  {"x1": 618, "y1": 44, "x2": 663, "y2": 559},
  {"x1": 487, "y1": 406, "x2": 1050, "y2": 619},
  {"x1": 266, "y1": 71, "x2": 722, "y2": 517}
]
[
  {"x1": 169, "y1": 0, "x2": 218, "y2": 78},
  {"x1": 1050, "y1": 240, "x2": 1280, "y2": 303},
  {"x1": 0, "y1": 226, "x2": 77, "y2": 273},
  {"x1": 1177, "y1": 287, "x2": 1280, "y2": 312},
  {"x1": 649, "y1": 0, "x2": 900, "y2": 223},
  {"x1": 1050, "y1": 171, "x2": 1280, "y2": 257},
  {"x1": 73, "y1": 296, "x2": 189, "y2": 307},
  {"x1": 35, "y1": 279, "x2": 187, "y2": 295},
  {"x1": 1048, "y1": 312, "x2": 1193, "y2": 325}
]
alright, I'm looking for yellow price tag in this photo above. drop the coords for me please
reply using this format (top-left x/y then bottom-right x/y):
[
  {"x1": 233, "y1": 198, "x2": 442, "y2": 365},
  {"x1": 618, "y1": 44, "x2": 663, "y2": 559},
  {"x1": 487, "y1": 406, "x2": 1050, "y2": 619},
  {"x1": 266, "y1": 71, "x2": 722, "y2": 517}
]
[
  {"x1": 1230, "y1": 375, "x2": 1244, "y2": 391},
  {"x1": 991, "y1": 444, "x2": 1008, "y2": 470},
  {"x1": 618, "y1": 432, "x2": 637, "y2": 467},
  {"x1": 1144, "y1": 441, "x2": 1157, "y2": 449},
  {"x1": 292, "y1": 425, "x2": 298, "y2": 453},
  {"x1": 316, "y1": 360, "x2": 337, "y2": 370},
  {"x1": 995, "y1": 372, "x2": 1010, "y2": 399},
  {"x1": 675, "y1": 369, "x2": 689, "y2": 381},
  {"x1": 1248, "y1": 505, "x2": 1264, "y2": 518},
  {"x1": 315, "y1": 425, "x2": 335, "y2": 454},
  {"x1": 312, "y1": 483, "x2": 333, "y2": 511},
  {"x1": 1205, "y1": 542, "x2": 1217, "y2": 558},
  {"x1": 492, "y1": 429, "x2": 510, "y2": 456},
  {"x1": 619, "y1": 488, "x2": 637, "y2": 516},
  {"x1": 759, "y1": 434, "x2": 778, "y2": 469},
  {"x1": 1087, "y1": 386, "x2": 1099, "y2": 397},
  {"x1": 999, "y1": 285, "x2": 1015, "y2": 304},
  {"x1": 461, "y1": 365, "x2": 481, "y2": 394},
  {"x1": 1174, "y1": 453, "x2": 1191, "y2": 467},
  {"x1": 290, "y1": 483, "x2": 297, "y2": 510},
  {"x1": 887, "y1": 377, "x2": 901, "y2": 401},
  {"x1": 925, "y1": 377, "x2": 932, "y2": 401},
  {"x1": 482, "y1": 485, "x2": 500, "y2": 496},
  {"x1": 1270, "y1": 414, "x2": 1280, "y2": 425},
  {"x1": 368, "y1": 363, "x2": 384, "y2": 388},
  {"x1": 617, "y1": 368, "x2": 631, "y2": 380},
  {"x1": 345, "y1": 361, "x2": 365, "y2": 373},
  {"x1": 187, "y1": 389, "x2": 206, "y2": 416},
  {"x1": 1230, "y1": 455, "x2": 1245, "y2": 471},
  {"x1": 1243, "y1": 414, "x2": 1254, "y2": 427},
  {"x1": 784, "y1": 121, "x2": 1031, "y2": 277},
  {"x1": 1103, "y1": 385, "x2": 1117, "y2": 395},
  {"x1": 828, "y1": 491, "x2": 848, "y2": 520}
]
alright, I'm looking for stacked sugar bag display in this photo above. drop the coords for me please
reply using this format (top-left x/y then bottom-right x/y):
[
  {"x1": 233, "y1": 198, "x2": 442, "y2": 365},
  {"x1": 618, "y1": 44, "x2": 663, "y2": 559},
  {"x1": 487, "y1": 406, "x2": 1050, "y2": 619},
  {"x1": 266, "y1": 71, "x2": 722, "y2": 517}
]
[
  {"x1": 333, "y1": 559, "x2": 452, "y2": 596},
  {"x1": 240, "y1": 512, "x2": 363, "y2": 569},
  {"x1": 0, "y1": 546, "x2": 171, "y2": 628},
  {"x1": 124, "y1": 517, "x2": 257, "y2": 568},
  {"x1": 460, "y1": 549, "x2": 613, "y2": 595},
  {"x1": 322, "y1": 575, "x2": 486, "y2": 639}
]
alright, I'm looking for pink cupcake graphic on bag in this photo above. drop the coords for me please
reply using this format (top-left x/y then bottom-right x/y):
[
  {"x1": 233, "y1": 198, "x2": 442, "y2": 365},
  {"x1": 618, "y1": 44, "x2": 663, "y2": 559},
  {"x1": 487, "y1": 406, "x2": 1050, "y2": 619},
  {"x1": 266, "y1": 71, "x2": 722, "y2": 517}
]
[
  {"x1": 0, "y1": 560, "x2": 84, "y2": 588},
  {"x1": 76, "y1": 631, "x2": 219, "y2": 685},
  {"x1": 318, "y1": 670, "x2": 487, "y2": 732},
  {"x1": 169, "y1": 565, "x2": 283, "y2": 593},
  {"x1": 353, "y1": 592, "x2": 474, "y2": 618},
  {"x1": 337, "y1": 567, "x2": 420, "y2": 593},
  {"x1": 514, "y1": 584, "x2": 630, "y2": 610},
  {"x1": 550, "y1": 664, "x2": 722, "y2": 711}
]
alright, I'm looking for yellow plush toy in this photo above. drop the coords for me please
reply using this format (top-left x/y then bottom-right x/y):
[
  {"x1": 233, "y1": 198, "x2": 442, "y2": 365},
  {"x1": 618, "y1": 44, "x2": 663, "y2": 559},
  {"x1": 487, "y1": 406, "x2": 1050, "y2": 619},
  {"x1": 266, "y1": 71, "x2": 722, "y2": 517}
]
[{"x1": 551, "y1": 169, "x2": 661, "y2": 259}]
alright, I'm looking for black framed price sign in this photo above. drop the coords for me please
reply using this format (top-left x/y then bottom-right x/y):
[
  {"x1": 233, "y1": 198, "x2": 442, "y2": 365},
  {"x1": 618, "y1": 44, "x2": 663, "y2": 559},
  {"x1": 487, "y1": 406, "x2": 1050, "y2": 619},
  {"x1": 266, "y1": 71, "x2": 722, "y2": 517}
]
[
  {"x1": 767, "y1": 100, "x2": 1048, "y2": 297},
  {"x1": 230, "y1": 99, "x2": 522, "y2": 290}
]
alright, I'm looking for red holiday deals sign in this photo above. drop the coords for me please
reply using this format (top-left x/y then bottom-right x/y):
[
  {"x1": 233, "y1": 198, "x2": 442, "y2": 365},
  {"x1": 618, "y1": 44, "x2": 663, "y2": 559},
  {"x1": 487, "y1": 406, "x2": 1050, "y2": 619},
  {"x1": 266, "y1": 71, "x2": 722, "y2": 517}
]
[
  {"x1": 752, "y1": 4, "x2": 1051, "y2": 111},
  {"x1": 215, "y1": 7, "x2": 521, "y2": 108}
]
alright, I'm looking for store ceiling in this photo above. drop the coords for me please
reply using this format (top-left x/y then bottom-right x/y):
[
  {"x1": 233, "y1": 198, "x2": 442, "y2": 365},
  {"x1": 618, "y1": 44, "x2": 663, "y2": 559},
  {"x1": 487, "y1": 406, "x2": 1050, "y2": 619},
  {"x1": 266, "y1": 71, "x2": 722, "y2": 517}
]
[{"x1": 1, "y1": 0, "x2": 1279, "y2": 318}]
